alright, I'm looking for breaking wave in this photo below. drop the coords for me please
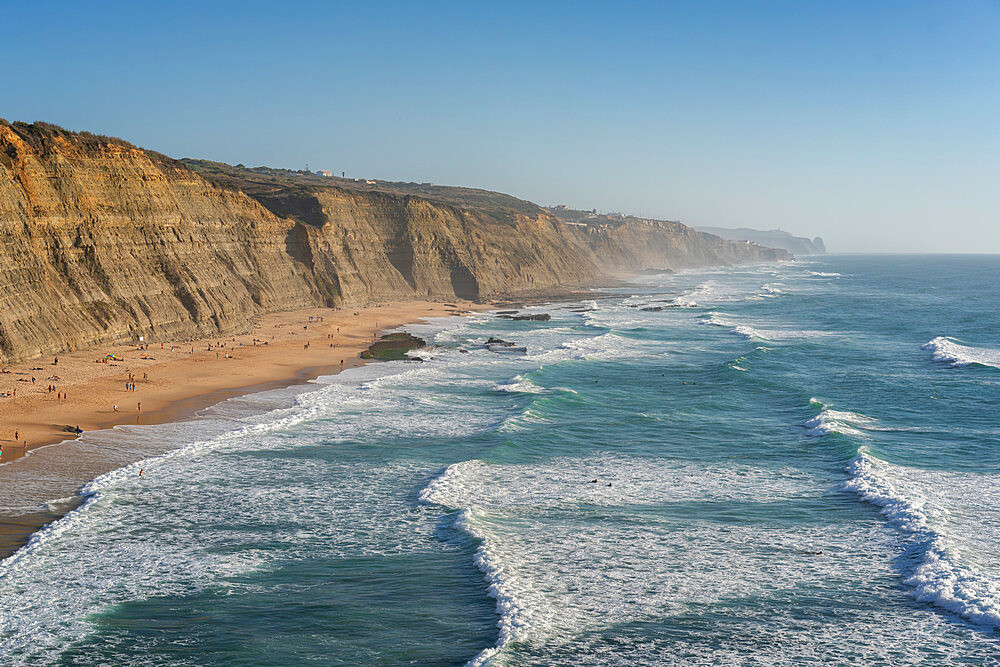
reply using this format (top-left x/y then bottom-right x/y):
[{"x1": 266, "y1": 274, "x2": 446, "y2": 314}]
[
  {"x1": 845, "y1": 449, "x2": 1000, "y2": 629},
  {"x1": 803, "y1": 400, "x2": 876, "y2": 437},
  {"x1": 922, "y1": 337, "x2": 1000, "y2": 369},
  {"x1": 700, "y1": 312, "x2": 827, "y2": 342}
]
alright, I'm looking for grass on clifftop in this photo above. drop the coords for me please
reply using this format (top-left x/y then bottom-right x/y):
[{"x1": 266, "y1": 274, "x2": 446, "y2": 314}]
[{"x1": 182, "y1": 159, "x2": 544, "y2": 218}]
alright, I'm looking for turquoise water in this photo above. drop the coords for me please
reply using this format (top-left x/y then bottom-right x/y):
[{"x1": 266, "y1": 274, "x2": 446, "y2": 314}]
[{"x1": 2, "y1": 255, "x2": 1000, "y2": 664}]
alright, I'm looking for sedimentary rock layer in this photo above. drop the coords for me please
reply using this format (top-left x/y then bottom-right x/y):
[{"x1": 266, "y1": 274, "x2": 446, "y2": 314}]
[{"x1": 0, "y1": 121, "x2": 787, "y2": 362}]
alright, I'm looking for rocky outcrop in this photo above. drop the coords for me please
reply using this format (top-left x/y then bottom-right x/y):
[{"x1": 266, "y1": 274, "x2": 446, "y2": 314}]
[
  {"x1": 0, "y1": 121, "x2": 789, "y2": 363},
  {"x1": 360, "y1": 332, "x2": 426, "y2": 361}
]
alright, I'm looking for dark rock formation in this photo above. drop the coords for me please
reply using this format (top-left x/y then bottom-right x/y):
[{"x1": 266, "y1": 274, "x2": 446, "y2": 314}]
[
  {"x1": 359, "y1": 332, "x2": 426, "y2": 361},
  {"x1": 498, "y1": 313, "x2": 551, "y2": 321}
]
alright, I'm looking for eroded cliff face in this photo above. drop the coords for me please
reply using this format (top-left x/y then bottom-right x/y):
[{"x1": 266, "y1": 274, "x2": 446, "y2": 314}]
[
  {"x1": 571, "y1": 218, "x2": 788, "y2": 271},
  {"x1": 0, "y1": 122, "x2": 788, "y2": 362},
  {"x1": 296, "y1": 188, "x2": 600, "y2": 304},
  {"x1": 0, "y1": 124, "x2": 600, "y2": 361},
  {"x1": 0, "y1": 124, "x2": 325, "y2": 361}
]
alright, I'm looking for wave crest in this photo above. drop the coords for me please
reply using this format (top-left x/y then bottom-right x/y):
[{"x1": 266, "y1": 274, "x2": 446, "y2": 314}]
[
  {"x1": 803, "y1": 404, "x2": 875, "y2": 437},
  {"x1": 845, "y1": 450, "x2": 1000, "y2": 629},
  {"x1": 922, "y1": 337, "x2": 1000, "y2": 369}
]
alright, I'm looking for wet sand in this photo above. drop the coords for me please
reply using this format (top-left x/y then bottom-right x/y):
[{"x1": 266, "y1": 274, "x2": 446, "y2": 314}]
[{"x1": 0, "y1": 299, "x2": 486, "y2": 558}]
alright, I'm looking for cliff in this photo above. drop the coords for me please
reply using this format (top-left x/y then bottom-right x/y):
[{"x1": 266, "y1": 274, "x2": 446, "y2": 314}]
[
  {"x1": 186, "y1": 164, "x2": 788, "y2": 280},
  {"x1": 694, "y1": 226, "x2": 825, "y2": 255},
  {"x1": 183, "y1": 160, "x2": 600, "y2": 303},
  {"x1": 0, "y1": 121, "x2": 788, "y2": 363},
  {"x1": 548, "y1": 208, "x2": 789, "y2": 270},
  {"x1": 0, "y1": 122, "x2": 325, "y2": 362}
]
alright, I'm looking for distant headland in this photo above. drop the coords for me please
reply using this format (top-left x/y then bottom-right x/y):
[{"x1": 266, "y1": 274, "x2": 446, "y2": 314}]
[{"x1": 694, "y1": 226, "x2": 826, "y2": 255}]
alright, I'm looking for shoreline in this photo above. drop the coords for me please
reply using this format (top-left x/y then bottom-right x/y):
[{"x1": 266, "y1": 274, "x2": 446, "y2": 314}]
[{"x1": 0, "y1": 299, "x2": 490, "y2": 559}]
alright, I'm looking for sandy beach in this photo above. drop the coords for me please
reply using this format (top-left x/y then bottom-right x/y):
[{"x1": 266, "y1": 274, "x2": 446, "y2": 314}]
[
  {"x1": 0, "y1": 299, "x2": 485, "y2": 556},
  {"x1": 0, "y1": 300, "x2": 482, "y2": 460}
]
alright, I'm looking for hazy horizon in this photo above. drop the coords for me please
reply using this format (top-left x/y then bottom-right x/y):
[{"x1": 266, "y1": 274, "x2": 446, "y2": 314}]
[{"x1": 5, "y1": 0, "x2": 999, "y2": 253}]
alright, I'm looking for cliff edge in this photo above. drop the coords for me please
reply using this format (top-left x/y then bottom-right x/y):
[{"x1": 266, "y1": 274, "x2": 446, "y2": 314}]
[{"x1": 0, "y1": 121, "x2": 788, "y2": 362}]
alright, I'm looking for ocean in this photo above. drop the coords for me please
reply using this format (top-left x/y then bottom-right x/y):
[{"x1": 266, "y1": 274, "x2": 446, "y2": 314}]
[{"x1": 1, "y1": 254, "x2": 999, "y2": 665}]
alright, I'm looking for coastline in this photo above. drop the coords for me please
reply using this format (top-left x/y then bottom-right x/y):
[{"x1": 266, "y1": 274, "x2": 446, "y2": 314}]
[{"x1": 0, "y1": 299, "x2": 489, "y2": 559}]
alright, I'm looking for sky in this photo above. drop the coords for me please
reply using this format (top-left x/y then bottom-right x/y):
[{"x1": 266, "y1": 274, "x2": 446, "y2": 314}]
[{"x1": 3, "y1": 1, "x2": 999, "y2": 252}]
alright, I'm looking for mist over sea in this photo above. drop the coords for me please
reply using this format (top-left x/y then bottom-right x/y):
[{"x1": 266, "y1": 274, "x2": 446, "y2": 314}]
[{"x1": 1, "y1": 255, "x2": 999, "y2": 664}]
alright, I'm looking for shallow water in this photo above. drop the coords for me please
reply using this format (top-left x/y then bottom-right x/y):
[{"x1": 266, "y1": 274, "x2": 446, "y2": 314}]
[{"x1": 2, "y1": 255, "x2": 999, "y2": 664}]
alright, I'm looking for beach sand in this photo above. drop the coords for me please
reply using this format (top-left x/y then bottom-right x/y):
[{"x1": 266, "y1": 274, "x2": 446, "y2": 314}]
[{"x1": 0, "y1": 299, "x2": 486, "y2": 556}]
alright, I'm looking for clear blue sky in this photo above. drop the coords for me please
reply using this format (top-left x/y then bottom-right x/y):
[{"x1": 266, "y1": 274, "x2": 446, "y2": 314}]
[{"x1": 4, "y1": 1, "x2": 999, "y2": 252}]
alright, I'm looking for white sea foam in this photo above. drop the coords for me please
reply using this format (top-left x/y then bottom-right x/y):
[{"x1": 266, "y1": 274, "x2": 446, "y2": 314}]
[
  {"x1": 804, "y1": 400, "x2": 927, "y2": 439},
  {"x1": 803, "y1": 405, "x2": 875, "y2": 437},
  {"x1": 921, "y1": 337, "x2": 1000, "y2": 369},
  {"x1": 420, "y1": 453, "x2": 976, "y2": 664},
  {"x1": 508, "y1": 331, "x2": 659, "y2": 367},
  {"x1": 845, "y1": 449, "x2": 1000, "y2": 629},
  {"x1": 700, "y1": 312, "x2": 828, "y2": 342},
  {"x1": 494, "y1": 375, "x2": 545, "y2": 394},
  {"x1": 674, "y1": 281, "x2": 716, "y2": 307},
  {"x1": 700, "y1": 312, "x2": 764, "y2": 340},
  {"x1": 421, "y1": 454, "x2": 821, "y2": 511},
  {"x1": 809, "y1": 271, "x2": 842, "y2": 277},
  {"x1": 580, "y1": 304, "x2": 662, "y2": 330},
  {"x1": 455, "y1": 508, "x2": 534, "y2": 666},
  {"x1": 0, "y1": 348, "x2": 507, "y2": 663},
  {"x1": 555, "y1": 333, "x2": 647, "y2": 360},
  {"x1": 0, "y1": 311, "x2": 546, "y2": 662}
]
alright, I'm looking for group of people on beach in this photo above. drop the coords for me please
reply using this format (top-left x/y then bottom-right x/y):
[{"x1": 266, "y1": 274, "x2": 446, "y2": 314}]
[{"x1": 1, "y1": 309, "x2": 361, "y2": 462}]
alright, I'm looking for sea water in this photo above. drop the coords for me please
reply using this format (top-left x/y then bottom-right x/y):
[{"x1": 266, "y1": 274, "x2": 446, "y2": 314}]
[{"x1": 1, "y1": 255, "x2": 1000, "y2": 664}]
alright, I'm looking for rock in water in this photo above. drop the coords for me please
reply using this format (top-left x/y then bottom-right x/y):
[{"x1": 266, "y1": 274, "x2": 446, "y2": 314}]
[{"x1": 360, "y1": 332, "x2": 427, "y2": 361}]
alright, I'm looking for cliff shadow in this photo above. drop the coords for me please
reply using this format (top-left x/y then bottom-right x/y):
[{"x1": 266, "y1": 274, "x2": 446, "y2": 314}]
[{"x1": 449, "y1": 262, "x2": 479, "y2": 301}]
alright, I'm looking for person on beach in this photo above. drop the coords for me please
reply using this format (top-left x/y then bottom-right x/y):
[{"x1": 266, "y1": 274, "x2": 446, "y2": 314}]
[
  {"x1": 113, "y1": 405, "x2": 118, "y2": 413},
  {"x1": 137, "y1": 402, "x2": 141, "y2": 414}
]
